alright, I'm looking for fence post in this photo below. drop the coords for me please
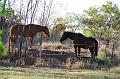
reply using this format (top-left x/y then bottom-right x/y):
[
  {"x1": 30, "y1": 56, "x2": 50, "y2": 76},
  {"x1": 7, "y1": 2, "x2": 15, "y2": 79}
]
[{"x1": 111, "y1": 44, "x2": 115, "y2": 58}]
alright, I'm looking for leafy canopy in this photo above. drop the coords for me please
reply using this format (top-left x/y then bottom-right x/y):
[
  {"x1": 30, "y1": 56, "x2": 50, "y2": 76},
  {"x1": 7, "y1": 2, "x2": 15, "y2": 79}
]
[{"x1": 81, "y1": 1, "x2": 120, "y2": 43}]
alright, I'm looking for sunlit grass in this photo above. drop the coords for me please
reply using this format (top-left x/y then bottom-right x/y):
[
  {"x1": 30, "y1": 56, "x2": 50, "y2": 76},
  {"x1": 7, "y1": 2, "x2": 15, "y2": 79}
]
[{"x1": 0, "y1": 66, "x2": 120, "y2": 79}]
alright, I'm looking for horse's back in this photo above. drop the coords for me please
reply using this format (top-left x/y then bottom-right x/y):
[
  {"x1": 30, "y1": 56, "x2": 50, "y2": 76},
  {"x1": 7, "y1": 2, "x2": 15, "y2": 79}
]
[
  {"x1": 24, "y1": 24, "x2": 38, "y2": 36},
  {"x1": 74, "y1": 35, "x2": 97, "y2": 47},
  {"x1": 85, "y1": 37, "x2": 98, "y2": 44}
]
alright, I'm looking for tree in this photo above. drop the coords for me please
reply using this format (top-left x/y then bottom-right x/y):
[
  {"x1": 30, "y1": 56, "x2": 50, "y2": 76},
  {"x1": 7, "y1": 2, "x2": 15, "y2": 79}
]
[
  {"x1": 38, "y1": 0, "x2": 61, "y2": 26},
  {"x1": 49, "y1": 17, "x2": 66, "y2": 42},
  {"x1": 64, "y1": 13, "x2": 82, "y2": 32},
  {"x1": 81, "y1": 1, "x2": 120, "y2": 45},
  {"x1": 53, "y1": 17, "x2": 66, "y2": 34}
]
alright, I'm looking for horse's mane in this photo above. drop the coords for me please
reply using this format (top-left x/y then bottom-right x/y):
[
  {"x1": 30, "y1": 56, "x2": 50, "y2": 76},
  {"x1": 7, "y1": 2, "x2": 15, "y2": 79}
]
[
  {"x1": 27, "y1": 24, "x2": 45, "y2": 28},
  {"x1": 64, "y1": 31, "x2": 85, "y2": 37}
]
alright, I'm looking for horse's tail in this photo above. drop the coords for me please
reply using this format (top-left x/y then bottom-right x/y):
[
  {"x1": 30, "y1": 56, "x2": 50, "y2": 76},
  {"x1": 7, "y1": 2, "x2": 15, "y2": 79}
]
[{"x1": 94, "y1": 39, "x2": 99, "y2": 56}]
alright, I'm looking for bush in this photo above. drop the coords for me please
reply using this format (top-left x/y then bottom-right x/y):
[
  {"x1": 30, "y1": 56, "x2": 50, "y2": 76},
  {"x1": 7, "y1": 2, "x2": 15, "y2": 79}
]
[{"x1": 0, "y1": 29, "x2": 7, "y2": 57}]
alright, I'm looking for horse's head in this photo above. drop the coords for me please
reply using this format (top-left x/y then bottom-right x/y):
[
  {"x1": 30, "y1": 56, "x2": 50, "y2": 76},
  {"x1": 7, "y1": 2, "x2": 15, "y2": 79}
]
[
  {"x1": 43, "y1": 26, "x2": 50, "y2": 37},
  {"x1": 60, "y1": 31, "x2": 68, "y2": 43}
]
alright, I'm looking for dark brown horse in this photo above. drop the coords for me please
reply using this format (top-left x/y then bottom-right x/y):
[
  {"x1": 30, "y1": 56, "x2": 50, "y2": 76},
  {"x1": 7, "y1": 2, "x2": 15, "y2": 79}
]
[
  {"x1": 9, "y1": 24, "x2": 49, "y2": 52},
  {"x1": 60, "y1": 31, "x2": 99, "y2": 58}
]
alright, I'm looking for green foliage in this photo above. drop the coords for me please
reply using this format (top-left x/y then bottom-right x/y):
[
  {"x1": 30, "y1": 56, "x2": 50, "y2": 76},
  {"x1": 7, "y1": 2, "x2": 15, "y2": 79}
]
[
  {"x1": 81, "y1": 1, "x2": 120, "y2": 42},
  {"x1": 0, "y1": 0, "x2": 4, "y2": 15},
  {"x1": 96, "y1": 51, "x2": 111, "y2": 68},
  {"x1": 0, "y1": 0, "x2": 18, "y2": 24},
  {"x1": 4, "y1": 7, "x2": 14, "y2": 17},
  {"x1": 55, "y1": 24, "x2": 66, "y2": 33},
  {"x1": 97, "y1": 52, "x2": 107, "y2": 61},
  {"x1": 0, "y1": 0, "x2": 6, "y2": 17},
  {"x1": 0, "y1": 29, "x2": 3, "y2": 34},
  {"x1": 0, "y1": 29, "x2": 7, "y2": 57},
  {"x1": 53, "y1": 17, "x2": 66, "y2": 34},
  {"x1": 0, "y1": 41, "x2": 7, "y2": 56},
  {"x1": 0, "y1": 0, "x2": 14, "y2": 17},
  {"x1": 83, "y1": 28, "x2": 93, "y2": 37},
  {"x1": 0, "y1": 30, "x2": 4, "y2": 43}
]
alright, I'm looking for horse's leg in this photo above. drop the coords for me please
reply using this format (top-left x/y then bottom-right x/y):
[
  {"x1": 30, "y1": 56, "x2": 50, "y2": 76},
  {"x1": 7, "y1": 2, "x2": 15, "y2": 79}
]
[
  {"x1": 9, "y1": 37, "x2": 14, "y2": 54},
  {"x1": 8, "y1": 37, "x2": 11, "y2": 54},
  {"x1": 11, "y1": 43, "x2": 13, "y2": 53},
  {"x1": 24, "y1": 38, "x2": 28, "y2": 59},
  {"x1": 89, "y1": 48, "x2": 95, "y2": 58},
  {"x1": 11, "y1": 41, "x2": 14, "y2": 54},
  {"x1": 30, "y1": 37, "x2": 34, "y2": 48},
  {"x1": 28, "y1": 37, "x2": 33, "y2": 49},
  {"x1": 13, "y1": 36, "x2": 17, "y2": 53},
  {"x1": 78, "y1": 46, "x2": 81, "y2": 57},
  {"x1": 94, "y1": 41, "x2": 98, "y2": 56},
  {"x1": 74, "y1": 45, "x2": 78, "y2": 57},
  {"x1": 28, "y1": 37, "x2": 31, "y2": 48},
  {"x1": 27, "y1": 37, "x2": 31, "y2": 49},
  {"x1": 24, "y1": 38, "x2": 27, "y2": 55}
]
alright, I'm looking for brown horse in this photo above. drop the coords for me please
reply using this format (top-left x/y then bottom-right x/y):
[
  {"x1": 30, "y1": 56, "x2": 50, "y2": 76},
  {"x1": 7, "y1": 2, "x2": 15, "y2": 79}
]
[
  {"x1": 22, "y1": 24, "x2": 50, "y2": 47},
  {"x1": 9, "y1": 24, "x2": 24, "y2": 52},
  {"x1": 60, "y1": 31, "x2": 99, "y2": 58},
  {"x1": 9, "y1": 24, "x2": 50, "y2": 52}
]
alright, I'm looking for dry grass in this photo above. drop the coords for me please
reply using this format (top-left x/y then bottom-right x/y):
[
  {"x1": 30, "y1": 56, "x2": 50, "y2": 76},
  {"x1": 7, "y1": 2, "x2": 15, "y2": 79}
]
[
  {"x1": 2, "y1": 42, "x2": 120, "y2": 70},
  {"x1": 26, "y1": 42, "x2": 119, "y2": 69},
  {"x1": 41, "y1": 42, "x2": 74, "y2": 52},
  {"x1": 41, "y1": 42, "x2": 90, "y2": 55}
]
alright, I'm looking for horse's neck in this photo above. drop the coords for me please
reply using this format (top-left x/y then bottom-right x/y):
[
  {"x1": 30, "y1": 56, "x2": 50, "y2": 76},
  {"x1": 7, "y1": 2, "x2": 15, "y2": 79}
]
[
  {"x1": 37, "y1": 25, "x2": 43, "y2": 31},
  {"x1": 78, "y1": 33, "x2": 85, "y2": 37},
  {"x1": 67, "y1": 33, "x2": 75, "y2": 40},
  {"x1": 70, "y1": 33, "x2": 85, "y2": 40}
]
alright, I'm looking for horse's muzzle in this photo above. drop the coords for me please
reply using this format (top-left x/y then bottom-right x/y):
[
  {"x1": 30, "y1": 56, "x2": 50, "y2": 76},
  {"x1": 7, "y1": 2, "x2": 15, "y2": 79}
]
[{"x1": 60, "y1": 39, "x2": 63, "y2": 43}]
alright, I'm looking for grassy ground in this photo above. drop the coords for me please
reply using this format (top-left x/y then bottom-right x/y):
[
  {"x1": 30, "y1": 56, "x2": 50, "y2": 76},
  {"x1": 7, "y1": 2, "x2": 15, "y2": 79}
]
[
  {"x1": 1, "y1": 42, "x2": 120, "y2": 79},
  {"x1": 0, "y1": 66, "x2": 120, "y2": 79}
]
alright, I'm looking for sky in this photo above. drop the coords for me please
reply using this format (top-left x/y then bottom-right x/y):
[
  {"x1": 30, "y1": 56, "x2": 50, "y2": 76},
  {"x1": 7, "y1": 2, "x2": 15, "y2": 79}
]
[
  {"x1": 12, "y1": 0, "x2": 120, "y2": 17},
  {"x1": 57, "y1": 0, "x2": 120, "y2": 16},
  {"x1": 10, "y1": 0, "x2": 120, "y2": 24}
]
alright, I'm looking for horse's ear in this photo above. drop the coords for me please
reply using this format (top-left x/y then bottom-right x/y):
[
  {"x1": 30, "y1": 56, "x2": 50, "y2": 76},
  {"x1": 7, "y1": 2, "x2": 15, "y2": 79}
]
[
  {"x1": 64, "y1": 31, "x2": 68, "y2": 34},
  {"x1": 44, "y1": 26, "x2": 48, "y2": 29},
  {"x1": 43, "y1": 26, "x2": 47, "y2": 28}
]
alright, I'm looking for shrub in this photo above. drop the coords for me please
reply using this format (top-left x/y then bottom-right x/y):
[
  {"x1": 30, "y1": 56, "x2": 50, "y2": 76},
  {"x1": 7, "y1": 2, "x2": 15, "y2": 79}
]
[{"x1": 0, "y1": 29, "x2": 8, "y2": 57}]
